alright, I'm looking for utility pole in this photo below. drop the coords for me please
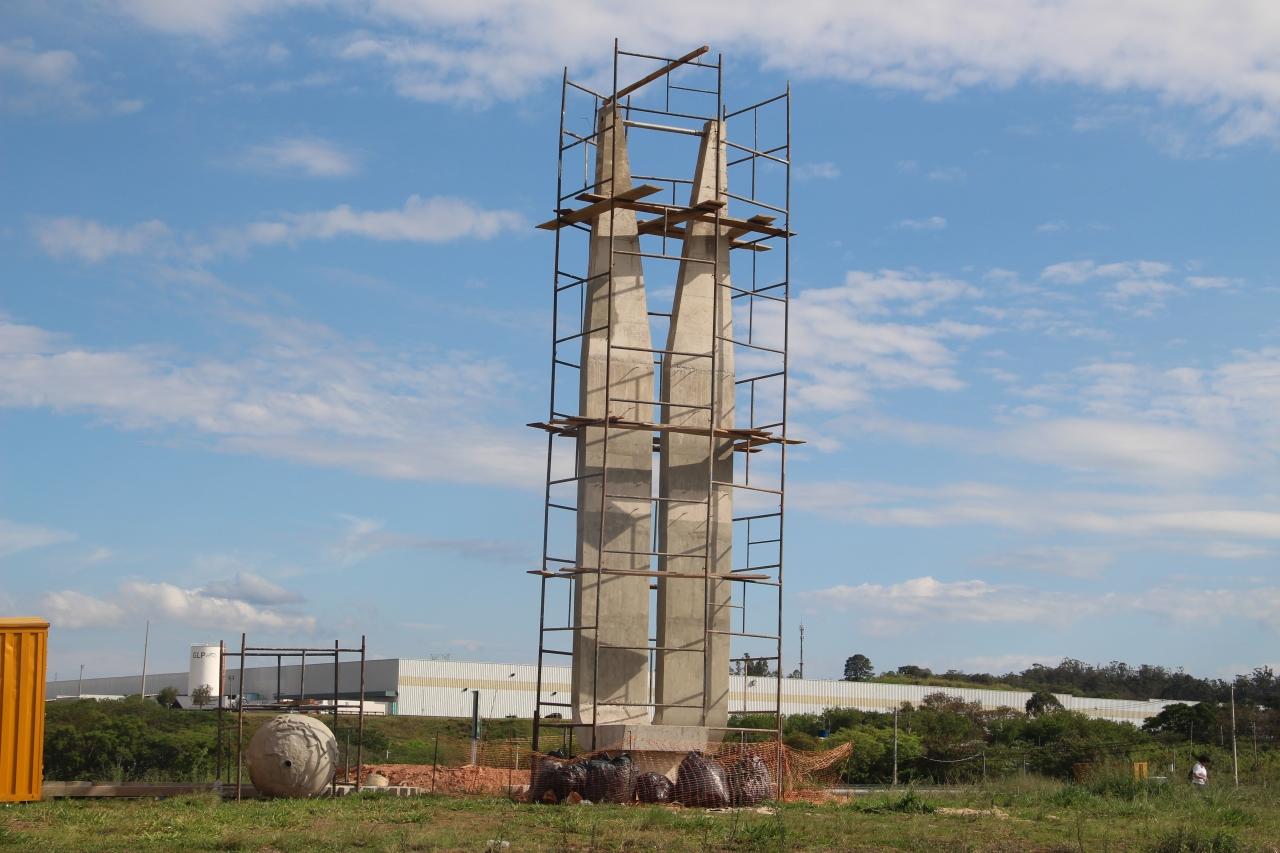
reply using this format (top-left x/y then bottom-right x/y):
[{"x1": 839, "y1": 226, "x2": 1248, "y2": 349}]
[
  {"x1": 890, "y1": 701, "x2": 901, "y2": 783},
  {"x1": 469, "y1": 689, "x2": 481, "y2": 765},
  {"x1": 77, "y1": 664, "x2": 85, "y2": 698},
  {"x1": 1231, "y1": 685, "x2": 1239, "y2": 786},
  {"x1": 139, "y1": 620, "x2": 150, "y2": 702},
  {"x1": 798, "y1": 624, "x2": 805, "y2": 679}
]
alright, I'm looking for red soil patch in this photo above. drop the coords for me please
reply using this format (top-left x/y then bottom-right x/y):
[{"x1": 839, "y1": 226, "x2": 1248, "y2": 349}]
[{"x1": 363, "y1": 764, "x2": 529, "y2": 796}]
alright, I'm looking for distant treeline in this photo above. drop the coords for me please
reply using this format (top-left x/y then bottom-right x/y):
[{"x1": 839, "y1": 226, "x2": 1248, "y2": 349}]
[{"x1": 871, "y1": 661, "x2": 1280, "y2": 708}]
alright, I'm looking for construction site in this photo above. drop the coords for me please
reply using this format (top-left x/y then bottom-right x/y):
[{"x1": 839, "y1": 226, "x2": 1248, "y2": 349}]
[{"x1": 5, "y1": 20, "x2": 1280, "y2": 851}]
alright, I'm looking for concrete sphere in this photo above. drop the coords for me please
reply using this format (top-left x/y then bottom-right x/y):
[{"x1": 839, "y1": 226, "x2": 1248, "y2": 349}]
[{"x1": 246, "y1": 714, "x2": 339, "y2": 798}]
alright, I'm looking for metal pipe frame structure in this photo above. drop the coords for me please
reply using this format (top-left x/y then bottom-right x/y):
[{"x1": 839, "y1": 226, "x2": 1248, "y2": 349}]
[
  {"x1": 217, "y1": 634, "x2": 368, "y2": 801},
  {"x1": 529, "y1": 41, "x2": 795, "y2": 796}
]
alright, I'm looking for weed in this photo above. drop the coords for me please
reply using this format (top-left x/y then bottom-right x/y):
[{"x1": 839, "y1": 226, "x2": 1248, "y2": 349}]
[
  {"x1": 1148, "y1": 826, "x2": 1241, "y2": 853},
  {"x1": 851, "y1": 789, "x2": 935, "y2": 814}
]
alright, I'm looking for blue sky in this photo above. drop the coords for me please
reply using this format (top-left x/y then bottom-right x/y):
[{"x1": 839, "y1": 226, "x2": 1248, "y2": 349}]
[{"x1": 2, "y1": 2, "x2": 1278, "y2": 687}]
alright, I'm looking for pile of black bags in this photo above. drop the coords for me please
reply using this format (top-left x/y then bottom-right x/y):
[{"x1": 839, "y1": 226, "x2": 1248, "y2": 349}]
[{"x1": 530, "y1": 749, "x2": 771, "y2": 807}]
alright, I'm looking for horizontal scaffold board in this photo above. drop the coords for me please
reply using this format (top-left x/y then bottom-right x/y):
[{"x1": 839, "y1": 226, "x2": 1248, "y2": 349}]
[
  {"x1": 527, "y1": 567, "x2": 772, "y2": 581},
  {"x1": 528, "y1": 415, "x2": 803, "y2": 446},
  {"x1": 535, "y1": 184, "x2": 664, "y2": 229},
  {"x1": 537, "y1": 187, "x2": 793, "y2": 240}
]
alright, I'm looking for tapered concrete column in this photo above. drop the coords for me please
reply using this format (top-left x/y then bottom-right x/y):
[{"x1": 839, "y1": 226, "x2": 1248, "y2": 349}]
[
  {"x1": 654, "y1": 120, "x2": 734, "y2": 729},
  {"x1": 572, "y1": 105, "x2": 654, "y2": 727}
]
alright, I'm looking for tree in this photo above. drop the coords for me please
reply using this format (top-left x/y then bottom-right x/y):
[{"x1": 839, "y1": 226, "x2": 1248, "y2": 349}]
[
  {"x1": 742, "y1": 653, "x2": 771, "y2": 677},
  {"x1": 191, "y1": 684, "x2": 212, "y2": 709},
  {"x1": 787, "y1": 668, "x2": 802, "y2": 679},
  {"x1": 843, "y1": 654, "x2": 874, "y2": 681},
  {"x1": 156, "y1": 686, "x2": 179, "y2": 707},
  {"x1": 1025, "y1": 690, "x2": 1064, "y2": 717},
  {"x1": 896, "y1": 665, "x2": 933, "y2": 679},
  {"x1": 1142, "y1": 702, "x2": 1218, "y2": 736}
]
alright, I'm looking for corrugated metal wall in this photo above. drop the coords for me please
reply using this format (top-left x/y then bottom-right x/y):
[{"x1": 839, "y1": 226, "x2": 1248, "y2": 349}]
[
  {"x1": 396, "y1": 660, "x2": 1188, "y2": 724},
  {"x1": 396, "y1": 659, "x2": 560, "y2": 718},
  {"x1": 48, "y1": 657, "x2": 1190, "y2": 725},
  {"x1": 1, "y1": 618, "x2": 49, "y2": 802}
]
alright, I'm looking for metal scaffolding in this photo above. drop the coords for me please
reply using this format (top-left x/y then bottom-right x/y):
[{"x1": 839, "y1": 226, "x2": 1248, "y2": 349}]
[
  {"x1": 216, "y1": 633, "x2": 368, "y2": 800},
  {"x1": 528, "y1": 41, "x2": 796, "y2": 783}
]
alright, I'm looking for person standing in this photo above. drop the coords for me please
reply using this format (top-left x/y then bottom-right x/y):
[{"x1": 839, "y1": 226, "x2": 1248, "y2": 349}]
[{"x1": 1190, "y1": 754, "x2": 1210, "y2": 788}]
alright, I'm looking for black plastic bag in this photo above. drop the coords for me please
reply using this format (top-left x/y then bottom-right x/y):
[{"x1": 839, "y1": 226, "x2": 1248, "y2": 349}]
[
  {"x1": 635, "y1": 772, "x2": 673, "y2": 803},
  {"x1": 727, "y1": 753, "x2": 773, "y2": 806},
  {"x1": 582, "y1": 757, "x2": 630, "y2": 803},
  {"x1": 673, "y1": 750, "x2": 730, "y2": 808},
  {"x1": 530, "y1": 758, "x2": 586, "y2": 804},
  {"x1": 610, "y1": 754, "x2": 636, "y2": 803}
]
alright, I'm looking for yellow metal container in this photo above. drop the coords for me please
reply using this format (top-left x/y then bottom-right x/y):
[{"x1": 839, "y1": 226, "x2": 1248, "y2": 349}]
[{"x1": 0, "y1": 617, "x2": 49, "y2": 802}]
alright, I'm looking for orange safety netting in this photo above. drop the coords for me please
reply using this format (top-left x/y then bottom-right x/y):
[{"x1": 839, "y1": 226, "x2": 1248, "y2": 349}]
[{"x1": 363, "y1": 738, "x2": 852, "y2": 804}]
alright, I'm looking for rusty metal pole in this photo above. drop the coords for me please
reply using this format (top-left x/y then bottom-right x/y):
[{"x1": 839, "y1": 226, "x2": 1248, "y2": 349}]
[
  {"x1": 332, "y1": 639, "x2": 340, "y2": 797},
  {"x1": 430, "y1": 734, "x2": 439, "y2": 794},
  {"x1": 236, "y1": 632, "x2": 246, "y2": 801},
  {"x1": 216, "y1": 639, "x2": 225, "y2": 784},
  {"x1": 356, "y1": 635, "x2": 366, "y2": 789}
]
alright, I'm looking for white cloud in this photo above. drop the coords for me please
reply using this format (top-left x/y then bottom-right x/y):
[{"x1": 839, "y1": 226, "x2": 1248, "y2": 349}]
[
  {"x1": 116, "y1": 0, "x2": 321, "y2": 40},
  {"x1": 34, "y1": 196, "x2": 523, "y2": 264},
  {"x1": 107, "y1": 3, "x2": 1280, "y2": 145},
  {"x1": 237, "y1": 136, "x2": 361, "y2": 177},
  {"x1": 32, "y1": 217, "x2": 171, "y2": 263},
  {"x1": 795, "y1": 161, "x2": 840, "y2": 180},
  {"x1": 805, "y1": 573, "x2": 1280, "y2": 636},
  {"x1": 1006, "y1": 418, "x2": 1240, "y2": 483},
  {"x1": 1198, "y1": 542, "x2": 1270, "y2": 560},
  {"x1": 1035, "y1": 351, "x2": 1280, "y2": 463},
  {"x1": 42, "y1": 573, "x2": 314, "y2": 632},
  {"x1": 1036, "y1": 258, "x2": 1235, "y2": 314},
  {"x1": 1134, "y1": 585, "x2": 1280, "y2": 629},
  {"x1": 927, "y1": 167, "x2": 966, "y2": 182},
  {"x1": 83, "y1": 546, "x2": 114, "y2": 565},
  {"x1": 752, "y1": 270, "x2": 987, "y2": 411},
  {"x1": 0, "y1": 39, "x2": 84, "y2": 112},
  {"x1": 41, "y1": 590, "x2": 126, "y2": 628},
  {"x1": 974, "y1": 545, "x2": 1113, "y2": 578},
  {"x1": 0, "y1": 38, "x2": 142, "y2": 116},
  {"x1": 1186, "y1": 276, "x2": 1238, "y2": 290},
  {"x1": 232, "y1": 195, "x2": 524, "y2": 248},
  {"x1": 1035, "y1": 220, "x2": 1067, "y2": 233},
  {"x1": 1041, "y1": 259, "x2": 1174, "y2": 285},
  {"x1": 792, "y1": 479, "x2": 1280, "y2": 542},
  {"x1": 802, "y1": 576, "x2": 1094, "y2": 634},
  {"x1": 123, "y1": 580, "x2": 315, "y2": 631},
  {"x1": 0, "y1": 518, "x2": 76, "y2": 558},
  {"x1": 897, "y1": 216, "x2": 947, "y2": 231},
  {"x1": 202, "y1": 571, "x2": 304, "y2": 605},
  {"x1": 0, "y1": 39, "x2": 78, "y2": 85},
  {"x1": 826, "y1": 270, "x2": 979, "y2": 317},
  {"x1": 960, "y1": 653, "x2": 1064, "y2": 674},
  {"x1": 0, "y1": 313, "x2": 542, "y2": 487},
  {"x1": 329, "y1": 515, "x2": 527, "y2": 566}
]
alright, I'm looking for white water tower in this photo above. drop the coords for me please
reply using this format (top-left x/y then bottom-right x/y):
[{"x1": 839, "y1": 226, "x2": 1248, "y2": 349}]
[{"x1": 188, "y1": 643, "x2": 221, "y2": 698}]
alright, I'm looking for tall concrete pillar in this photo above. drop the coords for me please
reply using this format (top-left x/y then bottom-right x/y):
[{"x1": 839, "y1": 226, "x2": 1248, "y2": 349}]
[
  {"x1": 654, "y1": 120, "x2": 735, "y2": 729},
  {"x1": 572, "y1": 105, "x2": 654, "y2": 726}
]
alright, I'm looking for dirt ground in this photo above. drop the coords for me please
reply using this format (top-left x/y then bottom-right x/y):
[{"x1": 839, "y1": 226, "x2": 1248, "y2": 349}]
[{"x1": 364, "y1": 763, "x2": 530, "y2": 796}]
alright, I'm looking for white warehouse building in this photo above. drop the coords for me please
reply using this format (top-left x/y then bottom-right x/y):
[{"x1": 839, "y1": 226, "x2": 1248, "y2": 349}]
[{"x1": 47, "y1": 655, "x2": 1192, "y2": 725}]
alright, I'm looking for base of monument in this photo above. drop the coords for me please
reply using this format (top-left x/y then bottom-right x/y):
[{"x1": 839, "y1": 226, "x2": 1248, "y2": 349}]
[{"x1": 572, "y1": 724, "x2": 724, "y2": 779}]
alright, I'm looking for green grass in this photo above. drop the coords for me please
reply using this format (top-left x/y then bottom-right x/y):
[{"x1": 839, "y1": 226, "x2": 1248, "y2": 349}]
[{"x1": 4, "y1": 779, "x2": 1279, "y2": 852}]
